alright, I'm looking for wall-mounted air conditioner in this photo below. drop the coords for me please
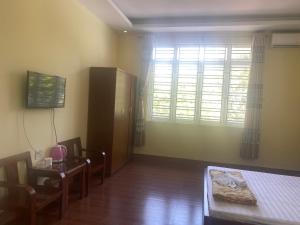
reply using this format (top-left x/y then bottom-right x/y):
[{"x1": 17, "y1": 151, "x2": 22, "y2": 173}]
[{"x1": 271, "y1": 33, "x2": 300, "y2": 47}]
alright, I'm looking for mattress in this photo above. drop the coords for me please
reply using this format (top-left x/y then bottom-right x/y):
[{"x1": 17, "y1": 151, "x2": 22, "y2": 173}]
[{"x1": 207, "y1": 166, "x2": 300, "y2": 225}]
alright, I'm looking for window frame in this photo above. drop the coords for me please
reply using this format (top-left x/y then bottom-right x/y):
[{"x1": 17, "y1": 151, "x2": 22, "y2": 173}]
[{"x1": 147, "y1": 44, "x2": 252, "y2": 128}]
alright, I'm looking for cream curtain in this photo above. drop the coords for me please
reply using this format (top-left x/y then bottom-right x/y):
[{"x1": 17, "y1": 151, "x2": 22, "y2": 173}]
[
  {"x1": 241, "y1": 33, "x2": 267, "y2": 160},
  {"x1": 134, "y1": 35, "x2": 153, "y2": 147}
]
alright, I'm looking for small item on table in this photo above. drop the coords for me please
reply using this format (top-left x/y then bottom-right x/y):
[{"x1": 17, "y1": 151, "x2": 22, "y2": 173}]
[
  {"x1": 44, "y1": 157, "x2": 53, "y2": 167},
  {"x1": 210, "y1": 169, "x2": 257, "y2": 205}
]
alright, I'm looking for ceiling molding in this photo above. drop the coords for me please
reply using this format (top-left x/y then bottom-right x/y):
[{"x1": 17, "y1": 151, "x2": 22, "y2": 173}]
[
  {"x1": 79, "y1": 0, "x2": 132, "y2": 29},
  {"x1": 130, "y1": 15, "x2": 300, "y2": 32},
  {"x1": 78, "y1": 1, "x2": 300, "y2": 32},
  {"x1": 107, "y1": 0, "x2": 132, "y2": 27},
  {"x1": 131, "y1": 15, "x2": 300, "y2": 25}
]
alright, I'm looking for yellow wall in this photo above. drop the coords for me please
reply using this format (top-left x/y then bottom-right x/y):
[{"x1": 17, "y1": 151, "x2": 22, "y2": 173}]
[
  {"x1": 121, "y1": 35, "x2": 300, "y2": 171},
  {"x1": 117, "y1": 33, "x2": 142, "y2": 76},
  {"x1": 0, "y1": 0, "x2": 118, "y2": 160},
  {"x1": 259, "y1": 47, "x2": 300, "y2": 170}
]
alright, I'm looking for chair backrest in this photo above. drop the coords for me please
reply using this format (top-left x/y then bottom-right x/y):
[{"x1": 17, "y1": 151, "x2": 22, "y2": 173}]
[
  {"x1": 0, "y1": 152, "x2": 32, "y2": 185},
  {"x1": 58, "y1": 137, "x2": 83, "y2": 160}
]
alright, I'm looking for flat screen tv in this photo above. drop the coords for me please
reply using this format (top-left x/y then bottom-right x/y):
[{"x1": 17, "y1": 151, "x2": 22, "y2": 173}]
[{"x1": 26, "y1": 71, "x2": 66, "y2": 108}]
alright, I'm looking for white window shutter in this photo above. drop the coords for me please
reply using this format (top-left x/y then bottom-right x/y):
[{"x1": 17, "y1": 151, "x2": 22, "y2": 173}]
[{"x1": 149, "y1": 45, "x2": 251, "y2": 126}]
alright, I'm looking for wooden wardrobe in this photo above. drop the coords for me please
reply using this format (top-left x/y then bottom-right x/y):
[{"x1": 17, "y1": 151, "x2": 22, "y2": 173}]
[{"x1": 87, "y1": 67, "x2": 136, "y2": 176}]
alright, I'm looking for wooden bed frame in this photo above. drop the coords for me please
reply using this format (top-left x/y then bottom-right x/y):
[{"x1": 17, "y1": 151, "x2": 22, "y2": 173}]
[{"x1": 203, "y1": 164, "x2": 300, "y2": 225}]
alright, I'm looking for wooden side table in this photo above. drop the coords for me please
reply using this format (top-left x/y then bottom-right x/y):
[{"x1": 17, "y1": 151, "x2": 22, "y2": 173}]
[
  {"x1": 35, "y1": 158, "x2": 89, "y2": 211},
  {"x1": 51, "y1": 159, "x2": 88, "y2": 209}
]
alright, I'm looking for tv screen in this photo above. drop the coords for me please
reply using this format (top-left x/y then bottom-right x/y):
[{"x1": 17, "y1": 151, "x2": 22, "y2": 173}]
[{"x1": 26, "y1": 71, "x2": 66, "y2": 108}]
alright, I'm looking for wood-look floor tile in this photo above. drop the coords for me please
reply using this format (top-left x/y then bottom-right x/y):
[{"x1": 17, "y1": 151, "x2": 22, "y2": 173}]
[{"x1": 39, "y1": 156, "x2": 204, "y2": 225}]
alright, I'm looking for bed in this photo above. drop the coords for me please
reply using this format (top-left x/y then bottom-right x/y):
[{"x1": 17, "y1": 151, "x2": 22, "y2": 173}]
[{"x1": 203, "y1": 166, "x2": 300, "y2": 225}]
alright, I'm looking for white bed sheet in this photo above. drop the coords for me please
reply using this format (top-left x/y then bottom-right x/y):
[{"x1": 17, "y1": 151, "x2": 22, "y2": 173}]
[{"x1": 207, "y1": 166, "x2": 300, "y2": 225}]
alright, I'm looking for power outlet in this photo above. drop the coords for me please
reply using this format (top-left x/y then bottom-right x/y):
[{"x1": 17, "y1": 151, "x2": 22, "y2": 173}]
[{"x1": 34, "y1": 150, "x2": 44, "y2": 161}]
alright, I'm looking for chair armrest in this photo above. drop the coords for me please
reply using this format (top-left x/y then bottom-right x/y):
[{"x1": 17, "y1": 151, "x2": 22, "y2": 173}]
[
  {"x1": 0, "y1": 181, "x2": 36, "y2": 209},
  {"x1": 0, "y1": 181, "x2": 36, "y2": 196},
  {"x1": 83, "y1": 148, "x2": 106, "y2": 160}
]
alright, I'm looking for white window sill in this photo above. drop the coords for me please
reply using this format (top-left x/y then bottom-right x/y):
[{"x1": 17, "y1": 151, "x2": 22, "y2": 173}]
[{"x1": 146, "y1": 119, "x2": 244, "y2": 129}]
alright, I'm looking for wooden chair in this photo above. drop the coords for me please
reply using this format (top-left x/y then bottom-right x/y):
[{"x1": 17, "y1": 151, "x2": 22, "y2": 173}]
[
  {"x1": 0, "y1": 152, "x2": 66, "y2": 225},
  {"x1": 59, "y1": 138, "x2": 106, "y2": 186},
  {"x1": 0, "y1": 210, "x2": 17, "y2": 225}
]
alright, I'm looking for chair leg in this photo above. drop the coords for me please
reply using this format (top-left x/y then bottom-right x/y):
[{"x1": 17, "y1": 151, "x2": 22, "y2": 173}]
[
  {"x1": 27, "y1": 197, "x2": 37, "y2": 225},
  {"x1": 59, "y1": 195, "x2": 64, "y2": 219},
  {"x1": 29, "y1": 210, "x2": 36, "y2": 225},
  {"x1": 85, "y1": 162, "x2": 91, "y2": 197},
  {"x1": 100, "y1": 169, "x2": 105, "y2": 185}
]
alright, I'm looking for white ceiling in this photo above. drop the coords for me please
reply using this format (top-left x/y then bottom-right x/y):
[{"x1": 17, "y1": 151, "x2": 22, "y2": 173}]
[
  {"x1": 113, "y1": 0, "x2": 300, "y2": 18},
  {"x1": 79, "y1": 0, "x2": 300, "y2": 32}
]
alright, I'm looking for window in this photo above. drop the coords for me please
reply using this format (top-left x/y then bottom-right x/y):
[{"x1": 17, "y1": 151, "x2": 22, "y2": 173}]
[{"x1": 149, "y1": 45, "x2": 252, "y2": 126}]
